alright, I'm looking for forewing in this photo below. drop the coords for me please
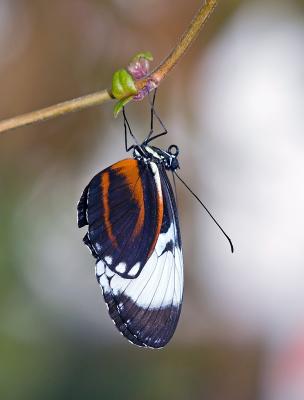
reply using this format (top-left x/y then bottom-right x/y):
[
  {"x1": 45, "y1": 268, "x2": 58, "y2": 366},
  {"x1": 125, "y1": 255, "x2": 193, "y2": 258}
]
[
  {"x1": 77, "y1": 159, "x2": 163, "y2": 278},
  {"x1": 96, "y1": 166, "x2": 183, "y2": 348}
]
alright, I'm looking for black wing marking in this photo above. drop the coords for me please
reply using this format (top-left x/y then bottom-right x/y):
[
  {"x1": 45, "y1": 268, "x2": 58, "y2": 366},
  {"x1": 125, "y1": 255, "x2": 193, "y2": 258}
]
[
  {"x1": 77, "y1": 159, "x2": 163, "y2": 278},
  {"x1": 96, "y1": 165, "x2": 183, "y2": 348}
]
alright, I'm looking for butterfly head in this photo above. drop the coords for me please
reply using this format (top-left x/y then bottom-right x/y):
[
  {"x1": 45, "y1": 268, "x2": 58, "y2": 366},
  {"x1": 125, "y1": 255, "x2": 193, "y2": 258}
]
[{"x1": 133, "y1": 144, "x2": 180, "y2": 171}]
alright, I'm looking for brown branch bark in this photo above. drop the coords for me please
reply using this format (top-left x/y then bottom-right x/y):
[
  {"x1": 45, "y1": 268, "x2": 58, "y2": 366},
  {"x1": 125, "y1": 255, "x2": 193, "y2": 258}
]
[
  {"x1": 0, "y1": 90, "x2": 112, "y2": 133},
  {"x1": 138, "y1": 0, "x2": 217, "y2": 90},
  {"x1": 0, "y1": 0, "x2": 217, "y2": 134}
]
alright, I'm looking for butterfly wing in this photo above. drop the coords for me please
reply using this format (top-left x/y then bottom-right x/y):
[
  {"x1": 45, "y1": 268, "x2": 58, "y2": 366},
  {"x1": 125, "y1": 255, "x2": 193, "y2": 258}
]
[
  {"x1": 78, "y1": 159, "x2": 164, "y2": 278},
  {"x1": 95, "y1": 164, "x2": 183, "y2": 348}
]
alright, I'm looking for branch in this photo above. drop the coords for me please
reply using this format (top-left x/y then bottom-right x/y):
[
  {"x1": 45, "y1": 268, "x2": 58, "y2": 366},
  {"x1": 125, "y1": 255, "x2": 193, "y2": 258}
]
[
  {"x1": 0, "y1": 0, "x2": 217, "y2": 134},
  {"x1": 137, "y1": 0, "x2": 217, "y2": 90},
  {"x1": 0, "y1": 90, "x2": 112, "y2": 134}
]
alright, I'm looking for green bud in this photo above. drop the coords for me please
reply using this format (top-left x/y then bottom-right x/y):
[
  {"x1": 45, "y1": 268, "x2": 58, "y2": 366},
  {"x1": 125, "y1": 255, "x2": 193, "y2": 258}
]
[
  {"x1": 113, "y1": 96, "x2": 133, "y2": 118},
  {"x1": 131, "y1": 51, "x2": 153, "y2": 63},
  {"x1": 111, "y1": 69, "x2": 137, "y2": 100}
]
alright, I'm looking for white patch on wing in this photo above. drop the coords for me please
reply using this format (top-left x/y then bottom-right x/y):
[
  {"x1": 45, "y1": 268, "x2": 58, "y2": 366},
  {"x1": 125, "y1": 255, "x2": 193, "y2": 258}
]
[
  {"x1": 99, "y1": 273, "x2": 110, "y2": 292},
  {"x1": 96, "y1": 221, "x2": 184, "y2": 310},
  {"x1": 174, "y1": 247, "x2": 183, "y2": 302},
  {"x1": 105, "y1": 266, "x2": 115, "y2": 278},
  {"x1": 136, "y1": 251, "x2": 167, "y2": 307},
  {"x1": 158, "y1": 250, "x2": 175, "y2": 307},
  {"x1": 128, "y1": 262, "x2": 141, "y2": 277},
  {"x1": 105, "y1": 256, "x2": 113, "y2": 265},
  {"x1": 155, "y1": 223, "x2": 175, "y2": 255},
  {"x1": 96, "y1": 260, "x2": 105, "y2": 277},
  {"x1": 149, "y1": 162, "x2": 162, "y2": 194},
  {"x1": 116, "y1": 262, "x2": 127, "y2": 274},
  {"x1": 95, "y1": 242, "x2": 102, "y2": 252}
]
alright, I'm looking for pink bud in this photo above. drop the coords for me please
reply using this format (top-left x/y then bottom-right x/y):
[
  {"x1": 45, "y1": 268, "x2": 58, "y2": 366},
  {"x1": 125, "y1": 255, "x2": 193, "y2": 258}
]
[{"x1": 127, "y1": 58, "x2": 150, "y2": 80}]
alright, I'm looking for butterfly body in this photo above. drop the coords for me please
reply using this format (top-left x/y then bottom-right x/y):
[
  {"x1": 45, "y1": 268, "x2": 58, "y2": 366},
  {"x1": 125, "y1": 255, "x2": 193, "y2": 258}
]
[{"x1": 78, "y1": 143, "x2": 184, "y2": 348}]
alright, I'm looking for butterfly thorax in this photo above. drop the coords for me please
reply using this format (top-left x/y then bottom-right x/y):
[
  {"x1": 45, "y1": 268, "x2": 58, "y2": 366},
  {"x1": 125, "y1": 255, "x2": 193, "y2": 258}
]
[{"x1": 133, "y1": 144, "x2": 180, "y2": 171}]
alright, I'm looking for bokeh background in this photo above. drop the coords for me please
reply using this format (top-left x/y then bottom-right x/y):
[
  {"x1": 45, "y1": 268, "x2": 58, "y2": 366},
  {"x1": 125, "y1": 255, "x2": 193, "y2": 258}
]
[{"x1": 1, "y1": 0, "x2": 304, "y2": 399}]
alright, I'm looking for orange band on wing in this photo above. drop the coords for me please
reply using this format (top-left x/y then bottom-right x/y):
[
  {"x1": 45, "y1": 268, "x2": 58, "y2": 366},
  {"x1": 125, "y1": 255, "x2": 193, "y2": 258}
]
[
  {"x1": 101, "y1": 172, "x2": 118, "y2": 248},
  {"x1": 112, "y1": 160, "x2": 145, "y2": 240},
  {"x1": 108, "y1": 159, "x2": 164, "y2": 256}
]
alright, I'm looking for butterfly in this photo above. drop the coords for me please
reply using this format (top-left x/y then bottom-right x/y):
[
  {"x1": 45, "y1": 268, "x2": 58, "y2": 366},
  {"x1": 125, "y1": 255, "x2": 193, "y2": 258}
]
[
  {"x1": 77, "y1": 91, "x2": 183, "y2": 348},
  {"x1": 77, "y1": 91, "x2": 233, "y2": 349}
]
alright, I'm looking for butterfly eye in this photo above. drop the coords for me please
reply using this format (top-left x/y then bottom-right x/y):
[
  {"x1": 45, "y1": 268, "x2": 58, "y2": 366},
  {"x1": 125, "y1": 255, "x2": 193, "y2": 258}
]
[{"x1": 168, "y1": 144, "x2": 179, "y2": 157}]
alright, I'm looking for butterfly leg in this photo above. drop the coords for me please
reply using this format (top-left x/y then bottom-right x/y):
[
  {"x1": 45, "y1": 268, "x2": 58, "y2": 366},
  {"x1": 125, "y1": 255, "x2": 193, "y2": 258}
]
[
  {"x1": 123, "y1": 107, "x2": 137, "y2": 152},
  {"x1": 144, "y1": 89, "x2": 168, "y2": 145}
]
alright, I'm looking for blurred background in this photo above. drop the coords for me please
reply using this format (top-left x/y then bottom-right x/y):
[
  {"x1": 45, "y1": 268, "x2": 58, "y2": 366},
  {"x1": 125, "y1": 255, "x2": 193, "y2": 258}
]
[{"x1": 0, "y1": 0, "x2": 304, "y2": 399}]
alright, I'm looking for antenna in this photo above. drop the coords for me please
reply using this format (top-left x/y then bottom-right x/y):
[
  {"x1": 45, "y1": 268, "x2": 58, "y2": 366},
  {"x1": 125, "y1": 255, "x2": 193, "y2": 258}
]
[{"x1": 174, "y1": 172, "x2": 234, "y2": 253}]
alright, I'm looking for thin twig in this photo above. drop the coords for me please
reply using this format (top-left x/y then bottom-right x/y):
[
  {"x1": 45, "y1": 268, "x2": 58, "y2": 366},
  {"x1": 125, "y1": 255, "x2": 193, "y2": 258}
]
[
  {"x1": 0, "y1": 90, "x2": 113, "y2": 134},
  {"x1": 138, "y1": 0, "x2": 217, "y2": 90},
  {"x1": 0, "y1": 0, "x2": 216, "y2": 134}
]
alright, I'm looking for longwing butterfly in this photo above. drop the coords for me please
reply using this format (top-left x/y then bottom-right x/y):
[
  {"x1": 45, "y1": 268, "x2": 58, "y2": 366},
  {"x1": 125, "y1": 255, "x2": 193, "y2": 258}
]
[{"x1": 78, "y1": 92, "x2": 183, "y2": 348}]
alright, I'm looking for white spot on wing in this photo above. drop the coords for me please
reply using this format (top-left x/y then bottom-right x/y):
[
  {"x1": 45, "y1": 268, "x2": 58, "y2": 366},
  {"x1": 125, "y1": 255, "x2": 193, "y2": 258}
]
[
  {"x1": 116, "y1": 262, "x2": 127, "y2": 274},
  {"x1": 96, "y1": 260, "x2": 105, "y2": 277},
  {"x1": 105, "y1": 256, "x2": 113, "y2": 265},
  {"x1": 128, "y1": 262, "x2": 141, "y2": 277},
  {"x1": 95, "y1": 242, "x2": 102, "y2": 252}
]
